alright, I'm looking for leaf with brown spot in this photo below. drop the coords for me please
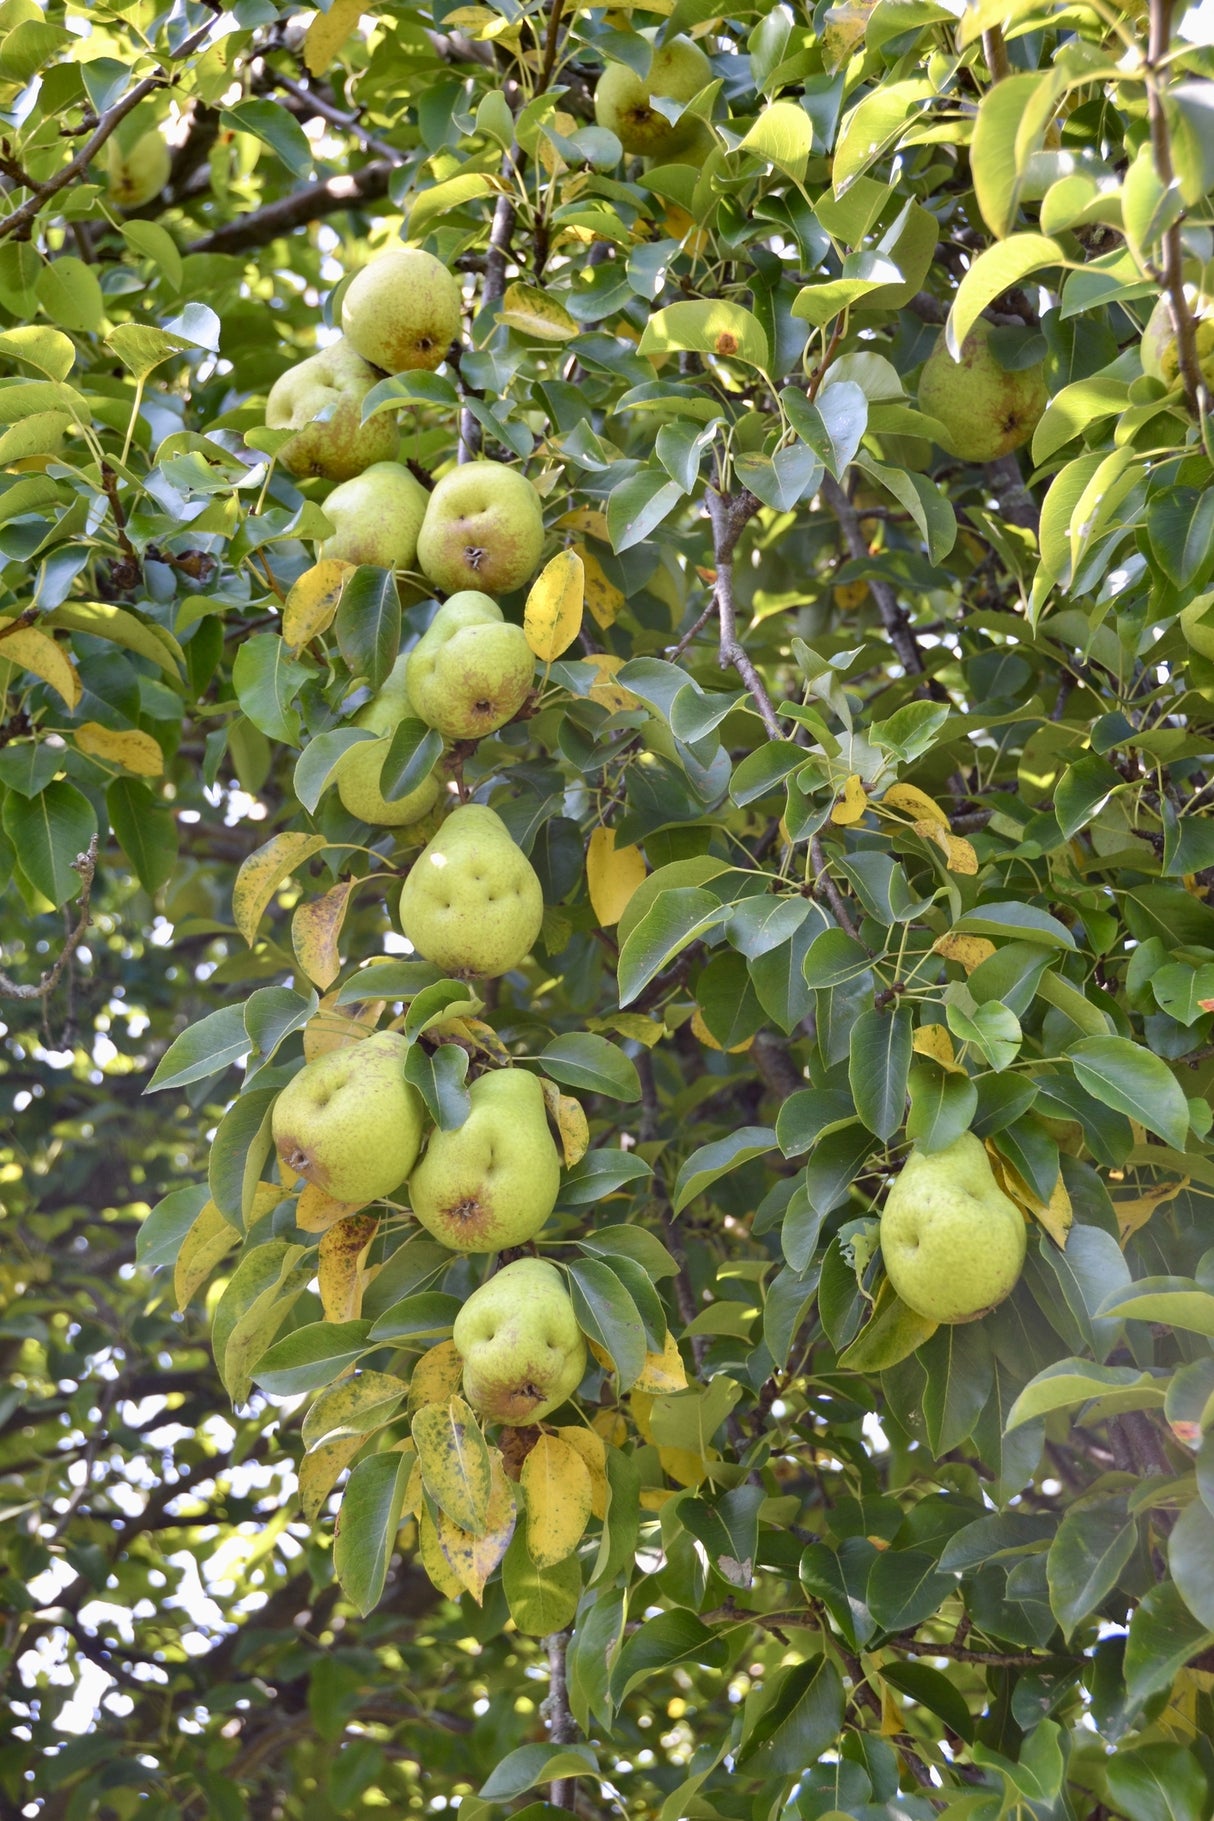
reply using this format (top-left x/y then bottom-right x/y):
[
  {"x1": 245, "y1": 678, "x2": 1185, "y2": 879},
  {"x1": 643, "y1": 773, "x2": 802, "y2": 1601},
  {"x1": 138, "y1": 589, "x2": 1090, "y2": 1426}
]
[
  {"x1": 174, "y1": 1199, "x2": 239, "y2": 1312},
  {"x1": 319, "y1": 1212, "x2": 379, "y2": 1321},
  {"x1": 554, "y1": 1425, "x2": 608, "y2": 1519},
  {"x1": 75, "y1": 722, "x2": 163, "y2": 776},
  {"x1": 282, "y1": 558, "x2": 352, "y2": 649},
  {"x1": 407, "y1": 1339, "x2": 464, "y2": 1413},
  {"x1": 521, "y1": 1432, "x2": 593, "y2": 1567},
  {"x1": 293, "y1": 879, "x2": 356, "y2": 990},
  {"x1": 302, "y1": 1369, "x2": 408, "y2": 1448},
  {"x1": 412, "y1": 1397, "x2": 493, "y2": 1535},
  {"x1": 300, "y1": 1434, "x2": 363, "y2": 1523},
  {"x1": 419, "y1": 1502, "x2": 467, "y2": 1599},
  {"x1": 233, "y1": 831, "x2": 327, "y2": 947},
  {"x1": 296, "y1": 1181, "x2": 367, "y2": 1233},
  {"x1": 632, "y1": 1331, "x2": 688, "y2": 1395},
  {"x1": 576, "y1": 541, "x2": 625, "y2": 630},
  {"x1": 435, "y1": 1450, "x2": 517, "y2": 1601},
  {"x1": 524, "y1": 547, "x2": 583, "y2": 661}
]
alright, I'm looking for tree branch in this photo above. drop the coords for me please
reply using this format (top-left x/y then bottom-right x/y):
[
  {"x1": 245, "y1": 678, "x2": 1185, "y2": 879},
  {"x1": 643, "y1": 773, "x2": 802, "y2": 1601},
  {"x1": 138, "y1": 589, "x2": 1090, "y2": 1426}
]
[
  {"x1": 186, "y1": 160, "x2": 394, "y2": 254},
  {"x1": 1147, "y1": 0, "x2": 1205, "y2": 416},
  {"x1": 0, "y1": 18, "x2": 214, "y2": 244},
  {"x1": 543, "y1": 1627, "x2": 579, "y2": 1809},
  {"x1": 0, "y1": 835, "x2": 98, "y2": 1002},
  {"x1": 705, "y1": 486, "x2": 782, "y2": 740},
  {"x1": 820, "y1": 474, "x2": 932, "y2": 682}
]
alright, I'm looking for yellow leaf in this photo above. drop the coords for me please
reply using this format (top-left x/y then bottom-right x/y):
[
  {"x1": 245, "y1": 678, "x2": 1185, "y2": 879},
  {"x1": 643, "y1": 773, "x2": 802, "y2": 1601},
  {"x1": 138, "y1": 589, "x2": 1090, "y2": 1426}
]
[
  {"x1": 300, "y1": 1435, "x2": 363, "y2": 1523},
  {"x1": 577, "y1": 542, "x2": 625, "y2": 630},
  {"x1": 591, "y1": 1408, "x2": 627, "y2": 1448},
  {"x1": 586, "y1": 825, "x2": 646, "y2": 927},
  {"x1": 585, "y1": 651, "x2": 639, "y2": 714},
  {"x1": 303, "y1": 1369, "x2": 408, "y2": 1448},
  {"x1": 520, "y1": 1433, "x2": 593, "y2": 1567},
  {"x1": 986, "y1": 1145, "x2": 1068, "y2": 1247},
  {"x1": 412, "y1": 1397, "x2": 494, "y2": 1535},
  {"x1": 830, "y1": 772, "x2": 868, "y2": 825},
  {"x1": 232, "y1": 831, "x2": 328, "y2": 946},
  {"x1": 639, "y1": 1486, "x2": 676, "y2": 1511},
  {"x1": 304, "y1": 0, "x2": 365, "y2": 73},
  {"x1": 499, "y1": 282, "x2": 578, "y2": 342},
  {"x1": 883, "y1": 782, "x2": 948, "y2": 827},
  {"x1": 833, "y1": 579, "x2": 869, "y2": 611},
  {"x1": 296, "y1": 1181, "x2": 367, "y2": 1233},
  {"x1": 911, "y1": 1023, "x2": 958, "y2": 1069},
  {"x1": 292, "y1": 879, "x2": 356, "y2": 990},
  {"x1": 46, "y1": 601, "x2": 183, "y2": 675},
  {"x1": 303, "y1": 993, "x2": 386, "y2": 1061},
  {"x1": 554, "y1": 1425, "x2": 608, "y2": 1519},
  {"x1": 0, "y1": 620, "x2": 79, "y2": 708},
  {"x1": 537, "y1": 1076, "x2": 589, "y2": 1165},
  {"x1": 586, "y1": 1012, "x2": 666, "y2": 1048},
  {"x1": 435, "y1": 1451, "x2": 517, "y2": 1602},
  {"x1": 282, "y1": 558, "x2": 352, "y2": 649},
  {"x1": 690, "y1": 1006, "x2": 754, "y2": 1054},
  {"x1": 556, "y1": 508, "x2": 610, "y2": 541},
  {"x1": 174, "y1": 1200, "x2": 239, "y2": 1312},
  {"x1": 419, "y1": 1504, "x2": 467, "y2": 1598},
  {"x1": 916, "y1": 820, "x2": 977, "y2": 874},
  {"x1": 1115, "y1": 1178, "x2": 1187, "y2": 1245},
  {"x1": 586, "y1": 1335, "x2": 614, "y2": 1375},
  {"x1": 658, "y1": 1444, "x2": 711, "y2": 1487},
  {"x1": 632, "y1": 1331, "x2": 688, "y2": 1394},
  {"x1": 248, "y1": 1180, "x2": 289, "y2": 1223},
  {"x1": 933, "y1": 931, "x2": 996, "y2": 973},
  {"x1": 524, "y1": 547, "x2": 584, "y2": 661},
  {"x1": 74, "y1": 721, "x2": 163, "y2": 776},
  {"x1": 408, "y1": 1339, "x2": 464, "y2": 1413},
  {"x1": 318, "y1": 1212, "x2": 379, "y2": 1322}
]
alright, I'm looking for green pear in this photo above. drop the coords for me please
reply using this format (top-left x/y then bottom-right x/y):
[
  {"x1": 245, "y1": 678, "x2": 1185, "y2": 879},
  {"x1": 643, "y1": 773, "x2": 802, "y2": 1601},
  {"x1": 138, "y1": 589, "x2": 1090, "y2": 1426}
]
[
  {"x1": 272, "y1": 1031, "x2": 426, "y2": 1205},
  {"x1": 266, "y1": 338, "x2": 399, "y2": 482},
  {"x1": 397, "y1": 803, "x2": 543, "y2": 978},
  {"x1": 453, "y1": 1258, "x2": 586, "y2": 1423},
  {"x1": 334, "y1": 653, "x2": 442, "y2": 827},
  {"x1": 406, "y1": 591, "x2": 534, "y2": 740},
  {"x1": 918, "y1": 321, "x2": 1048, "y2": 462},
  {"x1": 408, "y1": 1069, "x2": 561, "y2": 1253},
  {"x1": 319, "y1": 462, "x2": 429, "y2": 571},
  {"x1": 880, "y1": 1132, "x2": 1027, "y2": 1324},
  {"x1": 594, "y1": 32, "x2": 712, "y2": 158},
  {"x1": 105, "y1": 129, "x2": 171, "y2": 208},
  {"x1": 1140, "y1": 289, "x2": 1214, "y2": 393},
  {"x1": 415, "y1": 461, "x2": 545, "y2": 597},
  {"x1": 341, "y1": 247, "x2": 463, "y2": 374}
]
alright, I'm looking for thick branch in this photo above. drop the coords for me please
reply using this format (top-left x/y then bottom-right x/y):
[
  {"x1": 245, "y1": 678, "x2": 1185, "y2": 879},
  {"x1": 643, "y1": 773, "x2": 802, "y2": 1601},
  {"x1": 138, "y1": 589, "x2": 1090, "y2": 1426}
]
[
  {"x1": 1147, "y1": 0, "x2": 1205, "y2": 415},
  {"x1": 983, "y1": 453, "x2": 1039, "y2": 534},
  {"x1": 543, "y1": 1628, "x2": 579, "y2": 1809},
  {"x1": 820, "y1": 474, "x2": 930, "y2": 680},
  {"x1": 187, "y1": 160, "x2": 393, "y2": 254},
  {"x1": 705, "y1": 487, "x2": 782, "y2": 740},
  {"x1": 458, "y1": 190, "x2": 516, "y2": 461},
  {"x1": 0, "y1": 19, "x2": 214, "y2": 244},
  {"x1": 0, "y1": 835, "x2": 98, "y2": 1002}
]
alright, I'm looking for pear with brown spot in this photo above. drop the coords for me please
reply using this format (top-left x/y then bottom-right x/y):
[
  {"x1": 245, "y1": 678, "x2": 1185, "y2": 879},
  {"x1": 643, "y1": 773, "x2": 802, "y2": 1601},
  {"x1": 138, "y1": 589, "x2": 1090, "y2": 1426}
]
[
  {"x1": 453, "y1": 1258, "x2": 586, "y2": 1425},
  {"x1": 408, "y1": 1069, "x2": 560, "y2": 1254},
  {"x1": 271, "y1": 1031, "x2": 426, "y2": 1206},
  {"x1": 397, "y1": 803, "x2": 543, "y2": 979}
]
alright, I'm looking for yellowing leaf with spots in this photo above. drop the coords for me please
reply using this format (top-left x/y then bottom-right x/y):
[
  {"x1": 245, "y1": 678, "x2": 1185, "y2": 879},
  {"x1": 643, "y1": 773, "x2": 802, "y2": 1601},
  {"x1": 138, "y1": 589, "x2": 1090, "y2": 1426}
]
[
  {"x1": 304, "y1": 0, "x2": 364, "y2": 72},
  {"x1": 521, "y1": 1432, "x2": 593, "y2": 1566},
  {"x1": 300, "y1": 1434, "x2": 363, "y2": 1523},
  {"x1": 0, "y1": 620, "x2": 79, "y2": 708},
  {"x1": 499, "y1": 282, "x2": 578, "y2": 342},
  {"x1": 318, "y1": 1212, "x2": 379, "y2": 1322},
  {"x1": 831, "y1": 773, "x2": 868, "y2": 825},
  {"x1": 883, "y1": 782, "x2": 947, "y2": 827},
  {"x1": 1115, "y1": 1177, "x2": 1188, "y2": 1245},
  {"x1": 586, "y1": 651, "x2": 639, "y2": 713},
  {"x1": 293, "y1": 879, "x2": 356, "y2": 990},
  {"x1": 233, "y1": 831, "x2": 327, "y2": 946},
  {"x1": 587, "y1": 825, "x2": 646, "y2": 927},
  {"x1": 303, "y1": 993, "x2": 386, "y2": 1061},
  {"x1": 833, "y1": 579, "x2": 869, "y2": 611},
  {"x1": 577, "y1": 542, "x2": 626, "y2": 630},
  {"x1": 296, "y1": 1181, "x2": 367, "y2": 1233},
  {"x1": 557, "y1": 508, "x2": 610, "y2": 541},
  {"x1": 524, "y1": 547, "x2": 584, "y2": 661},
  {"x1": 302, "y1": 1370, "x2": 408, "y2": 1449},
  {"x1": 412, "y1": 1397, "x2": 493, "y2": 1536},
  {"x1": 75, "y1": 722, "x2": 163, "y2": 776},
  {"x1": 538, "y1": 1077, "x2": 589, "y2": 1165},
  {"x1": 912, "y1": 1023, "x2": 958, "y2": 1069},
  {"x1": 917, "y1": 820, "x2": 978, "y2": 874},
  {"x1": 174, "y1": 1200, "x2": 239, "y2": 1312},
  {"x1": 408, "y1": 1339, "x2": 464, "y2": 1413},
  {"x1": 933, "y1": 931, "x2": 996, "y2": 973},
  {"x1": 632, "y1": 1330, "x2": 688, "y2": 1394},
  {"x1": 419, "y1": 1503, "x2": 466, "y2": 1598},
  {"x1": 554, "y1": 1425, "x2": 608, "y2": 1519},
  {"x1": 282, "y1": 558, "x2": 352, "y2": 650},
  {"x1": 435, "y1": 1451, "x2": 517, "y2": 1602}
]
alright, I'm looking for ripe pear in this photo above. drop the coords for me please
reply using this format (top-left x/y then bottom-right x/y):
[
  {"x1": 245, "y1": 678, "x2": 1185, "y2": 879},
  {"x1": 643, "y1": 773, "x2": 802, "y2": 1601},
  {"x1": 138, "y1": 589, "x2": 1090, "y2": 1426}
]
[
  {"x1": 409, "y1": 1069, "x2": 560, "y2": 1253},
  {"x1": 272, "y1": 1031, "x2": 426, "y2": 1204},
  {"x1": 415, "y1": 461, "x2": 545, "y2": 597},
  {"x1": 406, "y1": 591, "x2": 534, "y2": 740},
  {"x1": 1140, "y1": 289, "x2": 1214, "y2": 393},
  {"x1": 453, "y1": 1258, "x2": 586, "y2": 1423},
  {"x1": 319, "y1": 462, "x2": 429, "y2": 571},
  {"x1": 105, "y1": 130, "x2": 171, "y2": 208},
  {"x1": 341, "y1": 247, "x2": 463, "y2": 374},
  {"x1": 594, "y1": 33, "x2": 712, "y2": 158},
  {"x1": 397, "y1": 803, "x2": 543, "y2": 978},
  {"x1": 918, "y1": 321, "x2": 1048, "y2": 463},
  {"x1": 266, "y1": 338, "x2": 399, "y2": 482},
  {"x1": 880, "y1": 1132, "x2": 1027, "y2": 1324},
  {"x1": 334, "y1": 653, "x2": 441, "y2": 827}
]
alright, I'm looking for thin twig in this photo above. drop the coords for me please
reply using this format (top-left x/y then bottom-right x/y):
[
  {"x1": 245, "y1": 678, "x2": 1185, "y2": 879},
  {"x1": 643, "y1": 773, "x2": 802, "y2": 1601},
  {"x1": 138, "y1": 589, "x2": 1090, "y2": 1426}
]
[
  {"x1": 273, "y1": 69, "x2": 403, "y2": 165},
  {"x1": 0, "y1": 606, "x2": 39, "y2": 644},
  {"x1": 0, "y1": 836, "x2": 98, "y2": 1002},
  {"x1": 705, "y1": 486, "x2": 782, "y2": 739},
  {"x1": 0, "y1": 19, "x2": 214, "y2": 244},
  {"x1": 820, "y1": 474, "x2": 930, "y2": 681},
  {"x1": 811, "y1": 835, "x2": 859, "y2": 938},
  {"x1": 1146, "y1": 0, "x2": 1205, "y2": 416}
]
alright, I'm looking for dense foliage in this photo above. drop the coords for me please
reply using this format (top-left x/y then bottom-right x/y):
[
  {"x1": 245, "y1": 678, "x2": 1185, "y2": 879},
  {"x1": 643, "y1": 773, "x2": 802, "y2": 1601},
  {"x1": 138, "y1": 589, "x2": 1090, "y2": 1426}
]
[{"x1": 4, "y1": 0, "x2": 1214, "y2": 1816}]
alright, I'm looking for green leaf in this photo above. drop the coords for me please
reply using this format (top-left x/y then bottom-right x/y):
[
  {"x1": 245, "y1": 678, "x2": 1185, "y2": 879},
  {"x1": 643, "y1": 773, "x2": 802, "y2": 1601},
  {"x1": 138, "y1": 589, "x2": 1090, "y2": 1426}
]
[
  {"x1": 502, "y1": 1529, "x2": 582, "y2": 1635},
  {"x1": 736, "y1": 1656, "x2": 845, "y2": 1774},
  {"x1": 637, "y1": 301, "x2": 769, "y2": 371},
  {"x1": 617, "y1": 887, "x2": 731, "y2": 1006},
  {"x1": 906, "y1": 1059, "x2": 978, "y2": 1152},
  {"x1": 1069, "y1": 1037, "x2": 1190, "y2": 1150},
  {"x1": 146, "y1": 1005, "x2": 250, "y2": 1093},
  {"x1": 1105, "y1": 1744, "x2": 1212, "y2": 1821},
  {"x1": 952, "y1": 902, "x2": 1076, "y2": 948},
  {"x1": 1169, "y1": 1497, "x2": 1214, "y2": 1631},
  {"x1": 538, "y1": 1034, "x2": 640, "y2": 1101},
  {"x1": 557, "y1": 1151, "x2": 654, "y2": 1206},
  {"x1": 611, "y1": 1608, "x2": 729, "y2": 1703},
  {"x1": 137, "y1": 1185, "x2": 211, "y2": 1271},
  {"x1": 381, "y1": 718, "x2": 443, "y2": 801},
  {"x1": 222, "y1": 99, "x2": 313, "y2": 176},
  {"x1": 1006, "y1": 1360, "x2": 1162, "y2": 1430},
  {"x1": 837, "y1": 1293, "x2": 936, "y2": 1373},
  {"x1": 366, "y1": 1292, "x2": 462, "y2": 1343},
  {"x1": 672, "y1": 1127, "x2": 775, "y2": 1215},
  {"x1": 607, "y1": 470, "x2": 686, "y2": 553},
  {"x1": 881, "y1": 1660, "x2": 974, "y2": 1742},
  {"x1": 2, "y1": 781, "x2": 96, "y2": 908},
  {"x1": 107, "y1": 778, "x2": 178, "y2": 896},
  {"x1": 478, "y1": 1744, "x2": 600, "y2": 1804},
  {"x1": 293, "y1": 728, "x2": 376, "y2": 815},
  {"x1": 565, "y1": 1257, "x2": 646, "y2": 1390},
  {"x1": 335, "y1": 567, "x2": 400, "y2": 692},
  {"x1": 1047, "y1": 1493, "x2": 1136, "y2": 1637},
  {"x1": 849, "y1": 1007, "x2": 912, "y2": 1140},
  {"x1": 333, "y1": 1451, "x2": 413, "y2": 1616},
  {"x1": 1098, "y1": 1278, "x2": 1214, "y2": 1337},
  {"x1": 253, "y1": 1321, "x2": 373, "y2": 1396},
  {"x1": 404, "y1": 1043, "x2": 471, "y2": 1131},
  {"x1": 35, "y1": 257, "x2": 103, "y2": 335},
  {"x1": 232, "y1": 634, "x2": 311, "y2": 745},
  {"x1": 1124, "y1": 1582, "x2": 1214, "y2": 1710},
  {"x1": 947, "y1": 235, "x2": 1066, "y2": 354},
  {"x1": 738, "y1": 99, "x2": 813, "y2": 181}
]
